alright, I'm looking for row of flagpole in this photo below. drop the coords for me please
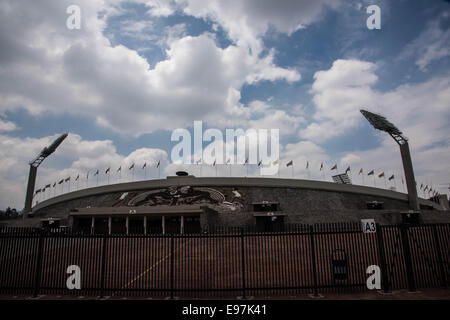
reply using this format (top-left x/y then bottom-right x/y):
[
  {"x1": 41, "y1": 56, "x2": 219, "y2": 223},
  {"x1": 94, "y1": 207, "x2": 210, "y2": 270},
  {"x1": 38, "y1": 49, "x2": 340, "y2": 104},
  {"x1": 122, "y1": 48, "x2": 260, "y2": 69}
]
[
  {"x1": 33, "y1": 160, "x2": 161, "y2": 204},
  {"x1": 32, "y1": 159, "x2": 440, "y2": 204}
]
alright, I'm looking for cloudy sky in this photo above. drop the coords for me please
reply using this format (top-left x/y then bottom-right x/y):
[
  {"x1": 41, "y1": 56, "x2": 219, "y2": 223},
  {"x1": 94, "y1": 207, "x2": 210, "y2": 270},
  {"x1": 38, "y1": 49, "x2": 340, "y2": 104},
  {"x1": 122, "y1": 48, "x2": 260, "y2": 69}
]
[{"x1": 0, "y1": 0, "x2": 449, "y2": 210}]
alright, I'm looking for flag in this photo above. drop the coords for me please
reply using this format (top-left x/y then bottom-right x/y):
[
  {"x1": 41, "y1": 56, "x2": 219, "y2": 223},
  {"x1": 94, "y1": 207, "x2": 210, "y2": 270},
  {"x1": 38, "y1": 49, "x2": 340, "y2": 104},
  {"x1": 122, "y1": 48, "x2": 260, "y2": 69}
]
[
  {"x1": 367, "y1": 170, "x2": 374, "y2": 176},
  {"x1": 53, "y1": 182, "x2": 56, "y2": 188},
  {"x1": 420, "y1": 183, "x2": 423, "y2": 190},
  {"x1": 378, "y1": 172, "x2": 385, "y2": 178},
  {"x1": 306, "y1": 161, "x2": 309, "y2": 169},
  {"x1": 320, "y1": 163, "x2": 323, "y2": 171},
  {"x1": 258, "y1": 160, "x2": 262, "y2": 166},
  {"x1": 359, "y1": 168, "x2": 363, "y2": 175},
  {"x1": 75, "y1": 174, "x2": 79, "y2": 181},
  {"x1": 42, "y1": 188, "x2": 45, "y2": 193},
  {"x1": 286, "y1": 160, "x2": 293, "y2": 167},
  {"x1": 105, "y1": 167, "x2": 110, "y2": 174},
  {"x1": 388, "y1": 174, "x2": 394, "y2": 181},
  {"x1": 45, "y1": 184, "x2": 51, "y2": 189},
  {"x1": 35, "y1": 189, "x2": 41, "y2": 194},
  {"x1": 129, "y1": 163, "x2": 134, "y2": 170},
  {"x1": 65, "y1": 177, "x2": 70, "y2": 182},
  {"x1": 244, "y1": 158, "x2": 249, "y2": 165},
  {"x1": 330, "y1": 164, "x2": 337, "y2": 170},
  {"x1": 142, "y1": 162, "x2": 147, "y2": 169},
  {"x1": 58, "y1": 179, "x2": 64, "y2": 184},
  {"x1": 117, "y1": 166, "x2": 122, "y2": 173},
  {"x1": 213, "y1": 159, "x2": 216, "y2": 166},
  {"x1": 94, "y1": 169, "x2": 99, "y2": 176},
  {"x1": 226, "y1": 158, "x2": 231, "y2": 164},
  {"x1": 156, "y1": 160, "x2": 160, "y2": 168},
  {"x1": 345, "y1": 166, "x2": 350, "y2": 174}
]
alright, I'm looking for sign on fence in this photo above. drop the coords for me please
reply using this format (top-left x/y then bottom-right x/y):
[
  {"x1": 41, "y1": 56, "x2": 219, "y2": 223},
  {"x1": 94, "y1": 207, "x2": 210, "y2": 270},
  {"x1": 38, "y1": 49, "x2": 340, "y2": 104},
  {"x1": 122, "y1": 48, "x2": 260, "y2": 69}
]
[{"x1": 361, "y1": 219, "x2": 376, "y2": 233}]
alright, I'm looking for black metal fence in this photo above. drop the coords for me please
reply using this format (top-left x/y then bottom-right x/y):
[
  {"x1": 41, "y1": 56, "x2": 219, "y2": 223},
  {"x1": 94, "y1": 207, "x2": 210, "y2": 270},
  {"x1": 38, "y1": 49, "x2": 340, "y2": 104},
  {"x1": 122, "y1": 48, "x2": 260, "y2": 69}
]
[{"x1": 0, "y1": 223, "x2": 449, "y2": 298}]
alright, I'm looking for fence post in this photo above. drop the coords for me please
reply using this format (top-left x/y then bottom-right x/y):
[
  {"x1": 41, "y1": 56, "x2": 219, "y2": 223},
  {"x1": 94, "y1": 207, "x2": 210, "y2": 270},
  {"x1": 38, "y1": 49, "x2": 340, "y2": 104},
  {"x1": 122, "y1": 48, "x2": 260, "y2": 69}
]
[
  {"x1": 240, "y1": 230, "x2": 246, "y2": 299},
  {"x1": 400, "y1": 224, "x2": 416, "y2": 292},
  {"x1": 99, "y1": 234, "x2": 108, "y2": 298},
  {"x1": 309, "y1": 225, "x2": 319, "y2": 297},
  {"x1": 32, "y1": 232, "x2": 45, "y2": 298},
  {"x1": 170, "y1": 234, "x2": 174, "y2": 299},
  {"x1": 432, "y1": 225, "x2": 447, "y2": 288},
  {"x1": 375, "y1": 224, "x2": 390, "y2": 293}
]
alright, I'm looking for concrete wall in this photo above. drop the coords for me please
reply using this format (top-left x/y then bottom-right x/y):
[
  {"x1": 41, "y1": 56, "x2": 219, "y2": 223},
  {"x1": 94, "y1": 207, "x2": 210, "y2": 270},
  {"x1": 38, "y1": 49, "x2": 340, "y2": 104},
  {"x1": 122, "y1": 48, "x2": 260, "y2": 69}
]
[{"x1": 15, "y1": 176, "x2": 448, "y2": 228}]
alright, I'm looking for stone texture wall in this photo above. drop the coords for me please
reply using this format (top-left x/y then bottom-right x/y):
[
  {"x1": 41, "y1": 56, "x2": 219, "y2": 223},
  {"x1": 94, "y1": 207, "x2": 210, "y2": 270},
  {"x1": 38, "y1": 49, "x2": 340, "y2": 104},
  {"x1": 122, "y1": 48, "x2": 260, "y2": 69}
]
[{"x1": 20, "y1": 185, "x2": 449, "y2": 228}]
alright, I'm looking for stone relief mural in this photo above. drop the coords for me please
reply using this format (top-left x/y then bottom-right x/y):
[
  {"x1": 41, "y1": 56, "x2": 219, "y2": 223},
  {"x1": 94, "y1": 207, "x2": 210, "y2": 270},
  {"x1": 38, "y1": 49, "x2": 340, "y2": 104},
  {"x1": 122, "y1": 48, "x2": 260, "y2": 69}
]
[{"x1": 113, "y1": 186, "x2": 245, "y2": 211}]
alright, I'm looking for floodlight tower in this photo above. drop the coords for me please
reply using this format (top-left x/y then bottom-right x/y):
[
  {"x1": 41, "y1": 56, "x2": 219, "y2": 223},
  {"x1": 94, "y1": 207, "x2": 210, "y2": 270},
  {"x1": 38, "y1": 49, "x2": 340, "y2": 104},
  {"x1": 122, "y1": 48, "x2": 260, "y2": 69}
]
[
  {"x1": 360, "y1": 110, "x2": 419, "y2": 210},
  {"x1": 23, "y1": 133, "x2": 68, "y2": 216}
]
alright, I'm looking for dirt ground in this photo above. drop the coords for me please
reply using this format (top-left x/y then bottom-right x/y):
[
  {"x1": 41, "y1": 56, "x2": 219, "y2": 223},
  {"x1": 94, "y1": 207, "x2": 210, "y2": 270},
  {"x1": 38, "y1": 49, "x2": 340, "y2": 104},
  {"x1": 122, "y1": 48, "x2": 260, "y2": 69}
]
[{"x1": 1, "y1": 288, "x2": 449, "y2": 300}]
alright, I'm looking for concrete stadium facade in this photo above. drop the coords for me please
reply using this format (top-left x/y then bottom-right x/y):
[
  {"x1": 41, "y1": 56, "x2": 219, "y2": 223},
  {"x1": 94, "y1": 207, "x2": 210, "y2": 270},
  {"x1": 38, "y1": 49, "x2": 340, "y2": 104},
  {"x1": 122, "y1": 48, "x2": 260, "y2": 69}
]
[{"x1": 11, "y1": 175, "x2": 450, "y2": 233}]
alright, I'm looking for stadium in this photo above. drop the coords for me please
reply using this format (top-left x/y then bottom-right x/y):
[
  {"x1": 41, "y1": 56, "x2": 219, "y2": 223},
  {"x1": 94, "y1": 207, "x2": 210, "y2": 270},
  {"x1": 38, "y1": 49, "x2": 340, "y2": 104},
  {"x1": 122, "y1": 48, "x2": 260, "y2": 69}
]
[
  {"x1": 6, "y1": 172, "x2": 448, "y2": 234},
  {"x1": 1, "y1": 110, "x2": 450, "y2": 299}
]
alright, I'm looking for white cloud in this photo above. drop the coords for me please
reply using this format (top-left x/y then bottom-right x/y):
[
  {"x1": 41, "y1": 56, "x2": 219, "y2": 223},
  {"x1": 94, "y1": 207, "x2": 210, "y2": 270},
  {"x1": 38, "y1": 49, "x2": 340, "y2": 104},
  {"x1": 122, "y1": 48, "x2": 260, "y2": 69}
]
[
  {"x1": 399, "y1": 11, "x2": 450, "y2": 71},
  {"x1": 176, "y1": 0, "x2": 340, "y2": 55},
  {"x1": 299, "y1": 58, "x2": 450, "y2": 195},
  {"x1": 0, "y1": 119, "x2": 17, "y2": 131},
  {"x1": 300, "y1": 59, "x2": 378, "y2": 142},
  {"x1": 279, "y1": 140, "x2": 329, "y2": 179},
  {"x1": 301, "y1": 59, "x2": 450, "y2": 146},
  {"x1": 0, "y1": 0, "x2": 301, "y2": 136}
]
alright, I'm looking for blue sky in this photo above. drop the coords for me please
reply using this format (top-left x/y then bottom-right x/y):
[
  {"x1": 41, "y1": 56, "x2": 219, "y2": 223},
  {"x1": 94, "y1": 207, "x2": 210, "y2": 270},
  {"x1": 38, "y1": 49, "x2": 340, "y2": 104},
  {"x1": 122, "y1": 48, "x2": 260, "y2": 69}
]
[{"x1": 0, "y1": 0, "x2": 449, "y2": 209}]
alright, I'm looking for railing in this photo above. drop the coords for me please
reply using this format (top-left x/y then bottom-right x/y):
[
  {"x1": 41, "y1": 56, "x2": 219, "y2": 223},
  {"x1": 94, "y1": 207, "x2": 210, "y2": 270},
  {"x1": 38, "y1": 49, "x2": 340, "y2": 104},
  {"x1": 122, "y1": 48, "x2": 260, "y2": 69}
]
[{"x1": 0, "y1": 223, "x2": 448, "y2": 298}]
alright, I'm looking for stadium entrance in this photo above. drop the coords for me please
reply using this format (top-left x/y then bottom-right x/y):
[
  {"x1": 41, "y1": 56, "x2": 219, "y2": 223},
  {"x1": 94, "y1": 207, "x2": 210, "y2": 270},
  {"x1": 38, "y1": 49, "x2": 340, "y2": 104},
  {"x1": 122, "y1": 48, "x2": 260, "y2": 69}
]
[{"x1": 70, "y1": 205, "x2": 204, "y2": 235}]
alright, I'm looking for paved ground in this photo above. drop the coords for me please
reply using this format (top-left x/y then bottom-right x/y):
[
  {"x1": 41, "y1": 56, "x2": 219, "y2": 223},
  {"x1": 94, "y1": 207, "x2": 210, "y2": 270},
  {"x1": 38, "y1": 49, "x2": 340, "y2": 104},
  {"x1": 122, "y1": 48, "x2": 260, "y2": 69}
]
[{"x1": 1, "y1": 288, "x2": 449, "y2": 300}]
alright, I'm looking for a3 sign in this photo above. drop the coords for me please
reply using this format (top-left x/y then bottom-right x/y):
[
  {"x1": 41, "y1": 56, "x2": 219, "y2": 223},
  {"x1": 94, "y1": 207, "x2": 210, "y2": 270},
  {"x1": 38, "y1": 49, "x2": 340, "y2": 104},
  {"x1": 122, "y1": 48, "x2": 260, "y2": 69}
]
[{"x1": 361, "y1": 219, "x2": 376, "y2": 233}]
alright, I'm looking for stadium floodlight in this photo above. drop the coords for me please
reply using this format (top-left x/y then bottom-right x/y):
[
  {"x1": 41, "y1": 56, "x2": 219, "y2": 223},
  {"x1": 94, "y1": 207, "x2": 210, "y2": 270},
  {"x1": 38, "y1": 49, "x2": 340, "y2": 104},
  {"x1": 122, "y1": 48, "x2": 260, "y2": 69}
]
[
  {"x1": 360, "y1": 110, "x2": 406, "y2": 145},
  {"x1": 24, "y1": 133, "x2": 68, "y2": 216},
  {"x1": 360, "y1": 110, "x2": 419, "y2": 210}
]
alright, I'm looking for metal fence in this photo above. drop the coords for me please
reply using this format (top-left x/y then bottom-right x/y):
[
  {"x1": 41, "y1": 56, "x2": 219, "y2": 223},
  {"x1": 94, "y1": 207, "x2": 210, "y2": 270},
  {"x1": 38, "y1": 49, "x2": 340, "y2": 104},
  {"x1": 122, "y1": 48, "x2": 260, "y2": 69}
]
[{"x1": 0, "y1": 223, "x2": 449, "y2": 298}]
